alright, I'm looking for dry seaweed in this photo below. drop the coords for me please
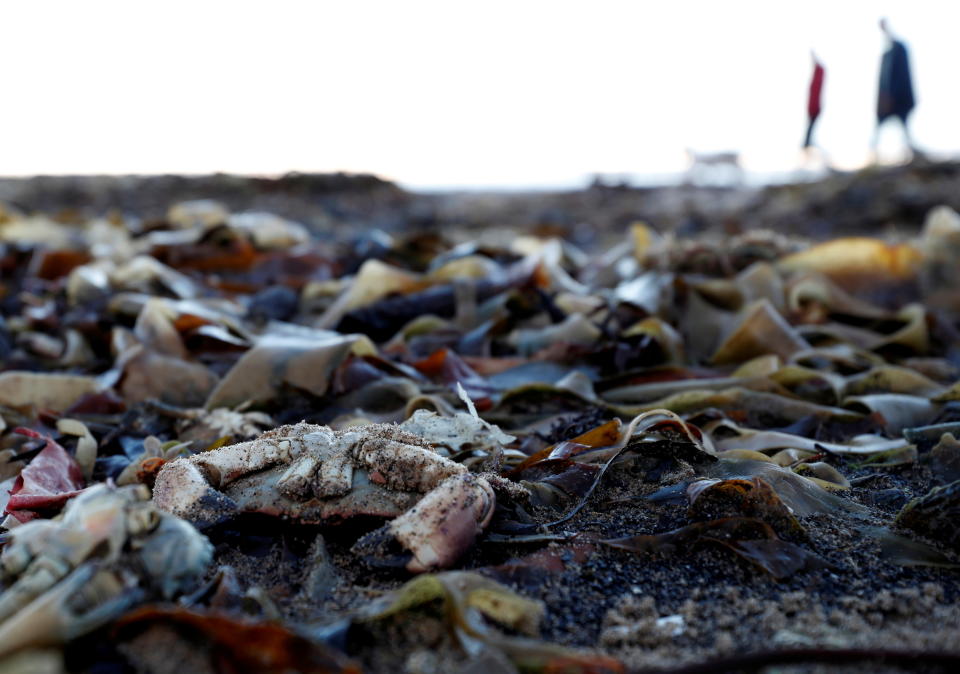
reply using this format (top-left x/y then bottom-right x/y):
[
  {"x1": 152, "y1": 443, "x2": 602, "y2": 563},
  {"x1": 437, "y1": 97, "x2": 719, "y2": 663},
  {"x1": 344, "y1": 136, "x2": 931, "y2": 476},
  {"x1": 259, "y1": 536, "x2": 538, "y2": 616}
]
[
  {"x1": 603, "y1": 517, "x2": 830, "y2": 580},
  {"x1": 2, "y1": 185, "x2": 960, "y2": 672}
]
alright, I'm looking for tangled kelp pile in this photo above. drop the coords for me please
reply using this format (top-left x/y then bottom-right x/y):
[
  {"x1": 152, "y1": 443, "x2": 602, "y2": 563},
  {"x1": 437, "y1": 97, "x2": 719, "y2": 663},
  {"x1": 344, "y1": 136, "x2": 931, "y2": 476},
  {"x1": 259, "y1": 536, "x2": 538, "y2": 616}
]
[{"x1": 1, "y1": 194, "x2": 960, "y2": 673}]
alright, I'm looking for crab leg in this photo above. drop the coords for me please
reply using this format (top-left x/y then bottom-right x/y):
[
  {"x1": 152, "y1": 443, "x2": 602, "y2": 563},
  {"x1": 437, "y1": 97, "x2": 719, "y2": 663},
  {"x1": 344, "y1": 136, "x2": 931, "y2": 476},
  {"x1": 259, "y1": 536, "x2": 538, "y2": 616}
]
[
  {"x1": 314, "y1": 451, "x2": 354, "y2": 498},
  {"x1": 0, "y1": 563, "x2": 144, "y2": 660},
  {"x1": 152, "y1": 460, "x2": 239, "y2": 527},
  {"x1": 0, "y1": 521, "x2": 61, "y2": 578},
  {"x1": 189, "y1": 437, "x2": 293, "y2": 487},
  {"x1": 387, "y1": 473, "x2": 495, "y2": 572},
  {"x1": 276, "y1": 455, "x2": 322, "y2": 499},
  {"x1": 0, "y1": 556, "x2": 72, "y2": 623},
  {"x1": 153, "y1": 427, "x2": 316, "y2": 524},
  {"x1": 352, "y1": 437, "x2": 466, "y2": 494}
]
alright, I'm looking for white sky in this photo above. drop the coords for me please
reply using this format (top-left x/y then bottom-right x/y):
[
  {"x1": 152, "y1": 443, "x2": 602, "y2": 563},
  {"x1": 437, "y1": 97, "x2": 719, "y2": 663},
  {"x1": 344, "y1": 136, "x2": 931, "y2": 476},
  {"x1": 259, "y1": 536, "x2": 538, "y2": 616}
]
[{"x1": 1, "y1": 1, "x2": 958, "y2": 188}]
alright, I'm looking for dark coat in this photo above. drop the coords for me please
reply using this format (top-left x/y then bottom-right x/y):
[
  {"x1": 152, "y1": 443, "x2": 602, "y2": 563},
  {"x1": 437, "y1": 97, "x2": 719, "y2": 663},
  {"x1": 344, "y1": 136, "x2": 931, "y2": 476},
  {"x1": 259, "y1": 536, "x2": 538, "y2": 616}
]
[
  {"x1": 807, "y1": 62, "x2": 824, "y2": 120},
  {"x1": 878, "y1": 40, "x2": 915, "y2": 121}
]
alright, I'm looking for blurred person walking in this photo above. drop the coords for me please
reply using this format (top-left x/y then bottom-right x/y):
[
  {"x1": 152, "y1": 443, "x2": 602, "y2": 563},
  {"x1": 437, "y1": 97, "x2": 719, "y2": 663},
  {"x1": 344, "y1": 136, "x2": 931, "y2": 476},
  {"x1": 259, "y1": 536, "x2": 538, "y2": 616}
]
[
  {"x1": 803, "y1": 51, "x2": 825, "y2": 153},
  {"x1": 873, "y1": 19, "x2": 917, "y2": 159}
]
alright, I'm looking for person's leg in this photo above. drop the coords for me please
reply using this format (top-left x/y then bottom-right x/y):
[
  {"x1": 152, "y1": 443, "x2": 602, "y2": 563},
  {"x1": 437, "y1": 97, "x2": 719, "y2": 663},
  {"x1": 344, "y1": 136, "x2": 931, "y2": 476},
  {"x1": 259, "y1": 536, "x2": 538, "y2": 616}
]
[
  {"x1": 899, "y1": 113, "x2": 917, "y2": 155},
  {"x1": 803, "y1": 116, "x2": 817, "y2": 149},
  {"x1": 870, "y1": 117, "x2": 886, "y2": 163}
]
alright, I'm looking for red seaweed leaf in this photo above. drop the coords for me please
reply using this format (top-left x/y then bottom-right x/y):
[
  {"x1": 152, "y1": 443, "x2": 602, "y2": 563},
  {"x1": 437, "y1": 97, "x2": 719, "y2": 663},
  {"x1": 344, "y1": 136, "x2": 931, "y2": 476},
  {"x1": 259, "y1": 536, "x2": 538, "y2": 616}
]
[{"x1": 5, "y1": 427, "x2": 86, "y2": 522}]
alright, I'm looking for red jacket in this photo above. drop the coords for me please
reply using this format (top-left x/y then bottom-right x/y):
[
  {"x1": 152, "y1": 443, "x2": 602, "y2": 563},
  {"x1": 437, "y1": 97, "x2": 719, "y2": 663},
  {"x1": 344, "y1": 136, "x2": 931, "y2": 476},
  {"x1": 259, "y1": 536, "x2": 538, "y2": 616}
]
[{"x1": 808, "y1": 62, "x2": 824, "y2": 119}]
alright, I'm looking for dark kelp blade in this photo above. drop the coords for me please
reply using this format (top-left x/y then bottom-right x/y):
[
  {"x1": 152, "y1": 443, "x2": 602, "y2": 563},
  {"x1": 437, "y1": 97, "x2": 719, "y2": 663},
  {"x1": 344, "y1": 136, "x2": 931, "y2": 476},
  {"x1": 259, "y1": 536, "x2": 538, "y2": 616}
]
[
  {"x1": 603, "y1": 517, "x2": 831, "y2": 581},
  {"x1": 113, "y1": 607, "x2": 361, "y2": 674}
]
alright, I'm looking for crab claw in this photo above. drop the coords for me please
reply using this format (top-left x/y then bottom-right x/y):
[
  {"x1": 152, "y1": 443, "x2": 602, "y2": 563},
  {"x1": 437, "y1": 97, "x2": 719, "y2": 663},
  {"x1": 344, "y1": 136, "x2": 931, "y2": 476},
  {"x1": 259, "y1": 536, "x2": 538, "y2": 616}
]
[
  {"x1": 0, "y1": 562, "x2": 144, "y2": 660},
  {"x1": 152, "y1": 460, "x2": 239, "y2": 528},
  {"x1": 153, "y1": 430, "x2": 308, "y2": 526},
  {"x1": 354, "y1": 474, "x2": 495, "y2": 573}
]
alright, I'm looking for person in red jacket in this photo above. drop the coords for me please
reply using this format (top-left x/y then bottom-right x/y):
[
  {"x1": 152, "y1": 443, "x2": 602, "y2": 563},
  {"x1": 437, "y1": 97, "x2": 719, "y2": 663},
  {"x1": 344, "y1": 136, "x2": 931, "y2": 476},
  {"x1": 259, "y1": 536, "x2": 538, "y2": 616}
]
[{"x1": 804, "y1": 51, "x2": 825, "y2": 151}]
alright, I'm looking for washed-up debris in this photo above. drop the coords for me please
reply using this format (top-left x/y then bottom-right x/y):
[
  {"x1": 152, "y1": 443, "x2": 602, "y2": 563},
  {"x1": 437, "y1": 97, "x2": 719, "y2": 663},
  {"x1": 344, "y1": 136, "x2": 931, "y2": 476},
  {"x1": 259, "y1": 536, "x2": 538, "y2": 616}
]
[
  {"x1": 204, "y1": 331, "x2": 376, "y2": 409},
  {"x1": 930, "y1": 433, "x2": 960, "y2": 484},
  {"x1": 602, "y1": 517, "x2": 830, "y2": 581},
  {"x1": 0, "y1": 484, "x2": 211, "y2": 659},
  {"x1": 1, "y1": 187, "x2": 960, "y2": 671},
  {"x1": 114, "y1": 606, "x2": 360, "y2": 674},
  {"x1": 344, "y1": 571, "x2": 624, "y2": 673},
  {"x1": 896, "y1": 480, "x2": 960, "y2": 551},
  {"x1": 114, "y1": 435, "x2": 192, "y2": 488},
  {"x1": 152, "y1": 412, "x2": 521, "y2": 572},
  {"x1": 4, "y1": 429, "x2": 85, "y2": 524},
  {"x1": 686, "y1": 477, "x2": 805, "y2": 539},
  {"x1": 0, "y1": 373, "x2": 100, "y2": 413}
]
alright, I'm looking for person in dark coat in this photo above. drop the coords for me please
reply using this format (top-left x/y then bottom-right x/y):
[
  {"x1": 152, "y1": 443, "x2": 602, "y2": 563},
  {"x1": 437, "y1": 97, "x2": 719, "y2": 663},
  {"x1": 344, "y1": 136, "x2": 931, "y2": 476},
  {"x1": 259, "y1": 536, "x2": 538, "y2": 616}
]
[
  {"x1": 873, "y1": 19, "x2": 917, "y2": 157},
  {"x1": 804, "y1": 51, "x2": 825, "y2": 151}
]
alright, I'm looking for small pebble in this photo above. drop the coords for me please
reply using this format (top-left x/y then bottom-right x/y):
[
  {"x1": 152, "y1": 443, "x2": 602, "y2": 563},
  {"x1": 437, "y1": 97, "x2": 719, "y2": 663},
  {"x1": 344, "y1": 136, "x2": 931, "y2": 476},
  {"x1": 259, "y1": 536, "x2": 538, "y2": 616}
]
[{"x1": 248, "y1": 285, "x2": 299, "y2": 322}]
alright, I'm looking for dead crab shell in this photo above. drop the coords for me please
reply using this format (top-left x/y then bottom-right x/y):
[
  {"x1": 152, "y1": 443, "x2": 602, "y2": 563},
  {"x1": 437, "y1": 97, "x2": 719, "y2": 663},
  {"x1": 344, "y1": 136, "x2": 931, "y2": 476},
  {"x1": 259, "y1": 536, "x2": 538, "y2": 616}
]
[
  {"x1": 152, "y1": 418, "x2": 502, "y2": 572},
  {"x1": 0, "y1": 484, "x2": 212, "y2": 659}
]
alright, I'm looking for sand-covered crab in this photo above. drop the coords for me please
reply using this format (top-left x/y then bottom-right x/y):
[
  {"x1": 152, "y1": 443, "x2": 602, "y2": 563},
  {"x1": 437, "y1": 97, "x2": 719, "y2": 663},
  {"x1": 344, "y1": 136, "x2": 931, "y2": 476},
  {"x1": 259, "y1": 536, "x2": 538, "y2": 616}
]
[
  {"x1": 153, "y1": 410, "x2": 524, "y2": 572},
  {"x1": 0, "y1": 483, "x2": 212, "y2": 659}
]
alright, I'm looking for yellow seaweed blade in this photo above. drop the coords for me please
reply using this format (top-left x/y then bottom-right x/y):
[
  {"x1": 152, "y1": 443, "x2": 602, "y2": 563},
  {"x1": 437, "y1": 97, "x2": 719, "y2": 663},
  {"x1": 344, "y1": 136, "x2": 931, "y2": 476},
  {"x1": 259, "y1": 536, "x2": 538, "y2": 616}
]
[
  {"x1": 631, "y1": 222, "x2": 654, "y2": 260},
  {"x1": 716, "y1": 449, "x2": 775, "y2": 463},
  {"x1": 778, "y1": 238, "x2": 923, "y2": 281},
  {"x1": 712, "y1": 300, "x2": 809, "y2": 365}
]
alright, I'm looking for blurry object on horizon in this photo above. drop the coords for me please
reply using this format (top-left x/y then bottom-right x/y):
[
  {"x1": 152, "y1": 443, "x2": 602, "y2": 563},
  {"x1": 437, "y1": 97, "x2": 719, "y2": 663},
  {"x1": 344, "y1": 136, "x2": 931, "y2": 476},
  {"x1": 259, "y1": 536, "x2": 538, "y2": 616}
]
[
  {"x1": 684, "y1": 149, "x2": 743, "y2": 187},
  {"x1": 802, "y1": 51, "x2": 827, "y2": 168},
  {"x1": 589, "y1": 173, "x2": 635, "y2": 191},
  {"x1": 873, "y1": 18, "x2": 918, "y2": 162}
]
